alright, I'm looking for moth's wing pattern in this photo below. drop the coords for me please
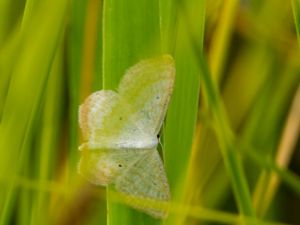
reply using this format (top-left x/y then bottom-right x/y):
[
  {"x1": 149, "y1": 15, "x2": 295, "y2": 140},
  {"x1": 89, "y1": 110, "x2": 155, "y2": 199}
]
[
  {"x1": 79, "y1": 90, "x2": 117, "y2": 141},
  {"x1": 78, "y1": 55, "x2": 174, "y2": 219},
  {"x1": 79, "y1": 90, "x2": 154, "y2": 149},
  {"x1": 78, "y1": 149, "x2": 146, "y2": 186},
  {"x1": 118, "y1": 55, "x2": 175, "y2": 136},
  {"x1": 114, "y1": 149, "x2": 170, "y2": 218}
]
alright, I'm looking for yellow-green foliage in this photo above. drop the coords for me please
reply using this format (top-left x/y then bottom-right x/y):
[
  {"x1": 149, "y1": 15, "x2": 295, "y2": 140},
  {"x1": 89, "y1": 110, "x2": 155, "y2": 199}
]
[{"x1": 0, "y1": 0, "x2": 300, "y2": 225}]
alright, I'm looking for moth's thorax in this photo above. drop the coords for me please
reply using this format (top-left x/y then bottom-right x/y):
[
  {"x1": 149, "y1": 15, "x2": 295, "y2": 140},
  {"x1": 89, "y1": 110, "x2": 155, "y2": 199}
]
[
  {"x1": 81, "y1": 136, "x2": 158, "y2": 150},
  {"x1": 128, "y1": 136, "x2": 158, "y2": 149}
]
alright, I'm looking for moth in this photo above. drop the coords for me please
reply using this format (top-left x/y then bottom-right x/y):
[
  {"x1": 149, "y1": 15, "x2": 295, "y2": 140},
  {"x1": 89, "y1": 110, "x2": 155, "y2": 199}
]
[{"x1": 78, "y1": 55, "x2": 175, "y2": 218}]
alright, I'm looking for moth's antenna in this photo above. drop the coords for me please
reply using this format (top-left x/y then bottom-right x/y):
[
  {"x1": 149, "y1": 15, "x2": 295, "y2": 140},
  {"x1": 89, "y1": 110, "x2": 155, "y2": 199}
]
[{"x1": 157, "y1": 134, "x2": 163, "y2": 148}]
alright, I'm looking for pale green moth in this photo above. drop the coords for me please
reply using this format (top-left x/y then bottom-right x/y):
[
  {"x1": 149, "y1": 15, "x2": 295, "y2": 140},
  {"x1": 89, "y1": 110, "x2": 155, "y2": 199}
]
[{"x1": 78, "y1": 55, "x2": 175, "y2": 218}]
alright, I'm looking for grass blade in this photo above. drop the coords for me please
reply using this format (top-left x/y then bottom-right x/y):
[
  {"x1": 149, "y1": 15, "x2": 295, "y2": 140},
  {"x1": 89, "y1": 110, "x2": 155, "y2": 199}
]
[
  {"x1": 102, "y1": 0, "x2": 161, "y2": 224},
  {"x1": 0, "y1": 0, "x2": 68, "y2": 224},
  {"x1": 291, "y1": 0, "x2": 300, "y2": 44}
]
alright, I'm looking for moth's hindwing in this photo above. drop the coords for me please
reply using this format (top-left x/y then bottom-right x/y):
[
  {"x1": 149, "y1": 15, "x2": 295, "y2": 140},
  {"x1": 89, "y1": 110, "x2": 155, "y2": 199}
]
[{"x1": 115, "y1": 149, "x2": 170, "y2": 218}]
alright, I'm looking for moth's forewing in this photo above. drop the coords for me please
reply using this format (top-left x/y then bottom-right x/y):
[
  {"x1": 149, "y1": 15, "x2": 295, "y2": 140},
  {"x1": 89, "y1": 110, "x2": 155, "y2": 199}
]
[
  {"x1": 79, "y1": 90, "x2": 156, "y2": 149},
  {"x1": 118, "y1": 55, "x2": 175, "y2": 136}
]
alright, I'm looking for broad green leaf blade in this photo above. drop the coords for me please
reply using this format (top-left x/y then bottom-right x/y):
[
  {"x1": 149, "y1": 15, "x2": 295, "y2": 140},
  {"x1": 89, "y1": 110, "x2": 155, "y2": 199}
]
[
  {"x1": 163, "y1": 21, "x2": 201, "y2": 224},
  {"x1": 102, "y1": 0, "x2": 161, "y2": 90},
  {"x1": 102, "y1": 0, "x2": 162, "y2": 224},
  {"x1": 159, "y1": 0, "x2": 178, "y2": 53}
]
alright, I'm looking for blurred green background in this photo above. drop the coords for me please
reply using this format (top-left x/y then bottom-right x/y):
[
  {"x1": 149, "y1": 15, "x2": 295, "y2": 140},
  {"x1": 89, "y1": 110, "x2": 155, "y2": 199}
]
[{"x1": 0, "y1": 0, "x2": 300, "y2": 225}]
